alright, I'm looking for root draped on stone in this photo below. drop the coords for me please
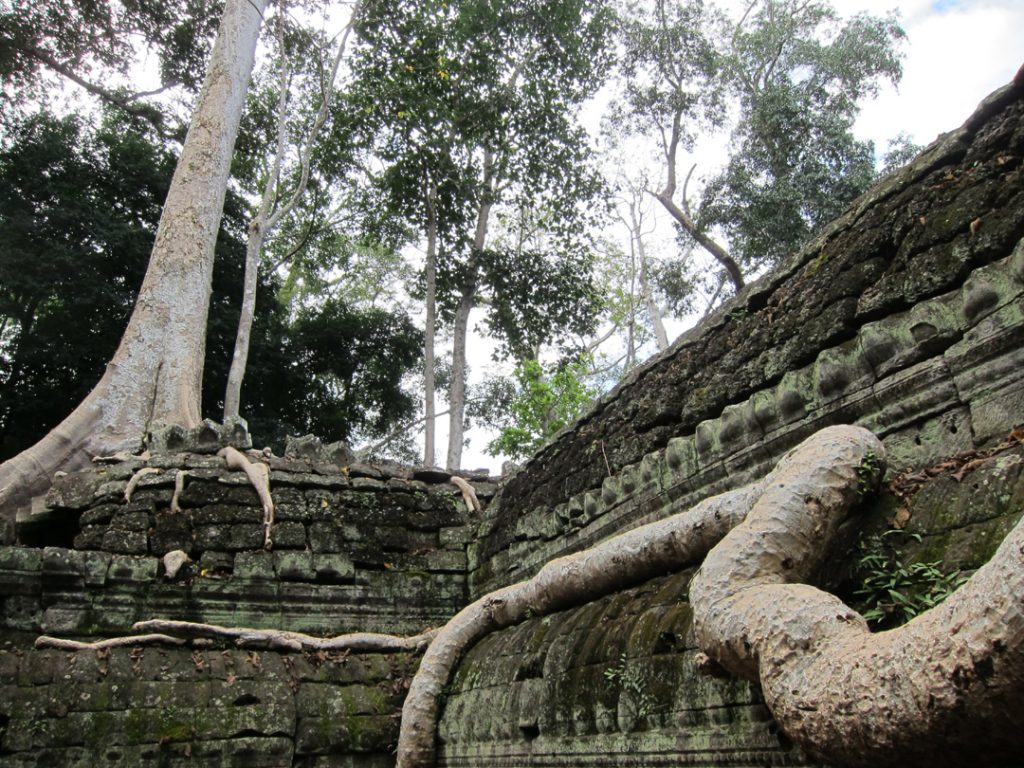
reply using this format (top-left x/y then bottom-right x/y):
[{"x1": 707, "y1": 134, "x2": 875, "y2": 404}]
[
  {"x1": 218, "y1": 446, "x2": 274, "y2": 549},
  {"x1": 36, "y1": 620, "x2": 437, "y2": 654},
  {"x1": 124, "y1": 466, "x2": 161, "y2": 502},
  {"x1": 35, "y1": 633, "x2": 189, "y2": 651},
  {"x1": 690, "y1": 425, "x2": 1024, "y2": 767},
  {"x1": 449, "y1": 475, "x2": 481, "y2": 513},
  {"x1": 394, "y1": 476, "x2": 770, "y2": 768},
  {"x1": 394, "y1": 425, "x2": 886, "y2": 768},
  {"x1": 170, "y1": 469, "x2": 187, "y2": 513}
]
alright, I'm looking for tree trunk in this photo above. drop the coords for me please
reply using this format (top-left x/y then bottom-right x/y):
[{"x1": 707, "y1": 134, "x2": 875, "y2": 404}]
[
  {"x1": 423, "y1": 198, "x2": 438, "y2": 467},
  {"x1": 691, "y1": 425, "x2": 1024, "y2": 767},
  {"x1": 654, "y1": 191, "x2": 744, "y2": 292},
  {"x1": 223, "y1": 8, "x2": 351, "y2": 419},
  {"x1": 224, "y1": 11, "x2": 289, "y2": 420},
  {"x1": 445, "y1": 260, "x2": 478, "y2": 471},
  {"x1": 629, "y1": 201, "x2": 669, "y2": 351},
  {"x1": 445, "y1": 187, "x2": 492, "y2": 471},
  {"x1": 0, "y1": 0, "x2": 266, "y2": 520}
]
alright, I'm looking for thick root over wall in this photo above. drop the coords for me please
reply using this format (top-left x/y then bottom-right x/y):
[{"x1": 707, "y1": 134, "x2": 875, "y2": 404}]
[
  {"x1": 399, "y1": 425, "x2": 1024, "y2": 768},
  {"x1": 691, "y1": 427, "x2": 1024, "y2": 767},
  {"x1": 33, "y1": 426, "x2": 1024, "y2": 768}
]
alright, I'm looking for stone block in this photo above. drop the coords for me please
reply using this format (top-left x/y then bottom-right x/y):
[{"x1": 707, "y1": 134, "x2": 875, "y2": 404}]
[
  {"x1": 233, "y1": 551, "x2": 276, "y2": 581},
  {"x1": 106, "y1": 555, "x2": 158, "y2": 583},
  {"x1": 439, "y1": 525, "x2": 474, "y2": 549},
  {"x1": 271, "y1": 521, "x2": 306, "y2": 549},
  {"x1": 0, "y1": 546, "x2": 42, "y2": 573},
  {"x1": 150, "y1": 511, "x2": 193, "y2": 556},
  {"x1": 147, "y1": 417, "x2": 251, "y2": 455},
  {"x1": 274, "y1": 551, "x2": 315, "y2": 581},
  {"x1": 226, "y1": 524, "x2": 265, "y2": 551},
  {"x1": 190, "y1": 504, "x2": 262, "y2": 526},
  {"x1": 78, "y1": 503, "x2": 119, "y2": 527}
]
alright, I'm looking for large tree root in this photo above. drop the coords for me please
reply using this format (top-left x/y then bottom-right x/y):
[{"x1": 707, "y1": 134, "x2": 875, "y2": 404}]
[
  {"x1": 690, "y1": 425, "x2": 1024, "y2": 767},
  {"x1": 36, "y1": 620, "x2": 437, "y2": 654},
  {"x1": 395, "y1": 478, "x2": 771, "y2": 767},
  {"x1": 395, "y1": 425, "x2": 887, "y2": 768},
  {"x1": 219, "y1": 446, "x2": 274, "y2": 549}
]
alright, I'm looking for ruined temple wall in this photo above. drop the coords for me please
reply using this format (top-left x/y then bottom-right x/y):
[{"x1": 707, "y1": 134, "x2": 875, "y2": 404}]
[
  {"x1": 439, "y1": 410, "x2": 1024, "y2": 768},
  {"x1": 0, "y1": 453, "x2": 491, "y2": 765},
  {"x1": 0, "y1": 453, "x2": 490, "y2": 643},
  {"x1": 471, "y1": 68, "x2": 1024, "y2": 597}
]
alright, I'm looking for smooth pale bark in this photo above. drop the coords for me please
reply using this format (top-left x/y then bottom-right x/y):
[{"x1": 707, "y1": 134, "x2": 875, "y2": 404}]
[
  {"x1": 445, "y1": 267, "x2": 478, "y2": 471},
  {"x1": 218, "y1": 447, "x2": 274, "y2": 549},
  {"x1": 223, "y1": 14, "x2": 352, "y2": 419},
  {"x1": 625, "y1": 196, "x2": 669, "y2": 351},
  {"x1": 654, "y1": 109, "x2": 744, "y2": 291},
  {"x1": 223, "y1": 11, "x2": 291, "y2": 420},
  {"x1": 37, "y1": 621, "x2": 437, "y2": 654},
  {"x1": 653, "y1": 190, "x2": 744, "y2": 292},
  {"x1": 396, "y1": 426, "x2": 872, "y2": 768},
  {"x1": 691, "y1": 425, "x2": 1024, "y2": 767},
  {"x1": 424, "y1": 198, "x2": 439, "y2": 467},
  {"x1": 0, "y1": 0, "x2": 266, "y2": 519},
  {"x1": 446, "y1": 153, "x2": 495, "y2": 471},
  {"x1": 395, "y1": 480, "x2": 767, "y2": 768}
]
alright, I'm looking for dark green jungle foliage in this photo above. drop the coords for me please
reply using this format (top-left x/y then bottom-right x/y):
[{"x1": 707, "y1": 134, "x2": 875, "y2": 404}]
[{"x1": 0, "y1": 111, "x2": 421, "y2": 459}]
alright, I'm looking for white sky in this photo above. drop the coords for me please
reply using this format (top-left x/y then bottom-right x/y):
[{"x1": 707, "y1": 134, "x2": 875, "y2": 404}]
[{"x1": 457, "y1": 0, "x2": 1024, "y2": 474}]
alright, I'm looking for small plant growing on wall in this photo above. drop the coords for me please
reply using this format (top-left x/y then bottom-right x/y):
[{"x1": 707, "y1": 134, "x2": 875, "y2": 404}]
[
  {"x1": 604, "y1": 653, "x2": 658, "y2": 727},
  {"x1": 853, "y1": 530, "x2": 968, "y2": 630}
]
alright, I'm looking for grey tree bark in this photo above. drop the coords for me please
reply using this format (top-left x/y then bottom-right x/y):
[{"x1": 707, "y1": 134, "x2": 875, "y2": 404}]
[
  {"x1": 423, "y1": 193, "x2": 439, "y2": 467},
  {"x1": 654, "y1": 127, "x2": 743, "y2": 290},
  {"x1": 691, "y1": 425, "x2": 1024, "y2": 767},
  {"x1": 223, "y1": 10, "x2": 352, "y2": 419},
  {"x1": 445, "y1": 151, "x2": 496, "y2": 471},
  {"x1": 622, "y1": 192, "x2": 669, "y2": 351},
  {"x1": 0, "y1": 0, "x2": 267, "y2": 520}
]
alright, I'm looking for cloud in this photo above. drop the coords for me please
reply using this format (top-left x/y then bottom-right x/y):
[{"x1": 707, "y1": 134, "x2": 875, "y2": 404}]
[{"x1": 854, "y1": 1, "x2": 1024, "y2": 148}]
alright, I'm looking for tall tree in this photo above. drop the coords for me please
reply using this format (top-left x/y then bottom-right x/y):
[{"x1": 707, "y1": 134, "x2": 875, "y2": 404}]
[
  {"x1": 0, "y1": 0, "x2": 221, "y2": 135},
  {"x1": 700, "y1": 0, "x2": 905, "y2": 269},
  {"x1": 610, "y1": 0, "x2": 905, "y2": 294},
  {"x1": 222, "y1": 4, "x2": 357, "y2": 420},
  {"x1": 354, "y1": 0, "x2": 612, "y2": 469},
  {"x1": 0, "y1": 0, "x2": 267, "y2": 520},
  {"x1": 611, "y1": 0, "x2": 742, "y2": 289},
  {"x1": 0, "y1": 111, "x2": 173, "y2": 460}
]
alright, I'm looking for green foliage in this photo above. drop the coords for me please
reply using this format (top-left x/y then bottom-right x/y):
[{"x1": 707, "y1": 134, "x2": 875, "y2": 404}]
[
  {"x1": 603, "y1": 653, "x2": 656, "y2": 719},
  {"x1": 485, "y1": 357, "x2": 595, "y2": 461},
  {"x1": 0, "y1": 109, "x2": 422, "y2": 460},
  {"x1": 853, "y1": 530, "x2": 967, "y2": 630},
  {"x1": 701, "y1": 1, "x2": 906, "y2": 269},
  {"x1": 352, "y1": 0, "x2": 612, "y2": 352},
  {"x1": 856, "y1": 451, "x2": 883, "y2": 497},
  {"x1": 609, "y1": 0, "x2": 908, "y2": 293},
  {"x1": 0, "y1": 111, "x2": 172, "y2": 459},
  {"x1": 0, "y1": 0, "x2": 221, "y2": 131},
  {"x1": 266, "y1": 299, "x2": 422, "y2": 447}
]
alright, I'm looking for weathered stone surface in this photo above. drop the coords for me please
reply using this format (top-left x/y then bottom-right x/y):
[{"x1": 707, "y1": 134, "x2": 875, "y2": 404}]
[
  {"x1": 0, "y1": 646, "x2": 414, "y2": 766},
  {"x1": 146, "y1": 417, "x2": 251, "y2": 455},
  {"x1": 2, "y1": 71, "x2": 1024, "y2": 768},
  {"x1": 483, "y1": 73, "x2": 1024, "y2": 589},
  {"x1": 473, "y1": 73, "x2": 1024, "y2": 593}
]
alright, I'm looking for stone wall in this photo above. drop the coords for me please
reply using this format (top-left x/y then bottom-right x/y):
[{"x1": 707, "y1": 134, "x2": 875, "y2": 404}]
[
  {"x1": 2, "y1": 452, "x2": 490, "y2": 643},
  {"x1": 0, "y1": 447, "x2": 493, "y2": 765},
  {"x1": 439, "y1": 441, "x2": 1024, "y2": 767},
  {"x1": 0, "y1": 645, "x2": 415, "y2": 767},
  {"x1": 471, "y1": 68, "x2": 1024, "y2": 597}
]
